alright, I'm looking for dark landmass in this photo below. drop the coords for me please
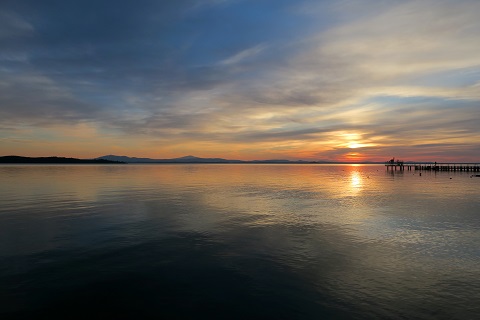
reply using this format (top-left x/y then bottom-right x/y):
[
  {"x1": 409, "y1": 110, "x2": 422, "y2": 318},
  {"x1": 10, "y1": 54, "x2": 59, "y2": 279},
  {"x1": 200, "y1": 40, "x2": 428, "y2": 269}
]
[
  {"x1": 0, "y1": 156, "x2": 124, "y2": 164},
  {"x1": 97, "y1": 154, "x2": 326, "y2": 164},
  {"x1": 96, "y1": 155, "x2": 244, "y2": 163},
  {"x1": 1, "y1": 155, "x2": 443, "y2": 165},
  {"x1": 96, "y1": 154, "x2": 383, "y2": 164}
]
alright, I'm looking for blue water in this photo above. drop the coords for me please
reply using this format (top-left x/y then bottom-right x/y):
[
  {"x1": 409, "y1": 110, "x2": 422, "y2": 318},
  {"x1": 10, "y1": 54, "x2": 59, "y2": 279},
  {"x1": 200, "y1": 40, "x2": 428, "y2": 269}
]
[{"x1": 1, "y1": 164, "x2": 479, "y2": 319}]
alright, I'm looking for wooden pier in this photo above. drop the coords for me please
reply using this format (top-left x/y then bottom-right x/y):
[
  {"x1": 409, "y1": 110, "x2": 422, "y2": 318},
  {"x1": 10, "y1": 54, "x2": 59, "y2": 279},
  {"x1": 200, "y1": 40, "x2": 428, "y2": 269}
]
[{"x1": 385, "y1": 161, "x2": 480, "y2": 172}]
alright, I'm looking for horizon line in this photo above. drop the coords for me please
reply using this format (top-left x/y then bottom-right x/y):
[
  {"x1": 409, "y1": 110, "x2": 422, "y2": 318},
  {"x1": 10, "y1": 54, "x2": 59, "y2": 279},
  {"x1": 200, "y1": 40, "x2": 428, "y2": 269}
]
[{"x1": 2, "y1": 155, "x2": 479, "y2": 165}]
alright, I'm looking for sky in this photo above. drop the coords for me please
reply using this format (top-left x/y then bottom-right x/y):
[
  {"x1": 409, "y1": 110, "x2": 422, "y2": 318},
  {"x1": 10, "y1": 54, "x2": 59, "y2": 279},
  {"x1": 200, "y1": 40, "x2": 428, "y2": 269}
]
[{"x1": 1, "y1": 0, "x2": 480, "y2": 162}]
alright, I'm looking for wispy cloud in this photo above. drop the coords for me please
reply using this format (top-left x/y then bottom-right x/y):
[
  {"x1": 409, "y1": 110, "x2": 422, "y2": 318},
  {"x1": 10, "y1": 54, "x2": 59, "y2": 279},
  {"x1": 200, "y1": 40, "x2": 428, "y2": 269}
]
[
  {"x1": 0, "y1": 11, "x2": 34, "y2": 39},
  {"x1": 219, "y1": 43, "x2": 268, "y2": 65}
]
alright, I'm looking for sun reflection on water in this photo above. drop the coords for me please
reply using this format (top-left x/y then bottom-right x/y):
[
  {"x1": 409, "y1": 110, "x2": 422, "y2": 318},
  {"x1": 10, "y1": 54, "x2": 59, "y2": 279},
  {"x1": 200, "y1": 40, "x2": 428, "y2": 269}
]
[{"x1": 350, "y1": 171, "x2": 363, "y2": 192}]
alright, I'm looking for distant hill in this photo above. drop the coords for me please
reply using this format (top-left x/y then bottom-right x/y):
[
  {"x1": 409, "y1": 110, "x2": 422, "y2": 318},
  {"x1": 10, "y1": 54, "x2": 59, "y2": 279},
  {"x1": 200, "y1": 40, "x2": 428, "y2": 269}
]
[
  {"x1": 0, "y1": 156, "x2": 124, "y2": 164},
  {"x1": 96, "y1": 154, "x2": 245, "y2": 163},
  {"x1": 95, "y1": 155, "x2": 159, "y2": 163},
  {"x1": 96, "y1": 155, "x2": 328, "y2": 164}
]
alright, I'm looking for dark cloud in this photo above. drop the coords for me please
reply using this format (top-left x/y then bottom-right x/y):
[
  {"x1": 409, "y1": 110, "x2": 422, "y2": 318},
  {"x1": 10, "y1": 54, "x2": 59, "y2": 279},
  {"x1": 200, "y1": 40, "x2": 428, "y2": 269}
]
[
  {"x1": 0, "y1": 0, "x2": 317, "y2": 125},
  {"x1": 0, "y1": 72, "x2": 101, "y2": 125}
]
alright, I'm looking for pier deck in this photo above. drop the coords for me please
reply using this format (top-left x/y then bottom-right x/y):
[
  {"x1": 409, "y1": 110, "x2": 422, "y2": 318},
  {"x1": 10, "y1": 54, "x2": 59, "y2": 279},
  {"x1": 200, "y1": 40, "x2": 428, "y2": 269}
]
[{"x1": 385, "y1": 162, "x2": 480, "y2": 172}]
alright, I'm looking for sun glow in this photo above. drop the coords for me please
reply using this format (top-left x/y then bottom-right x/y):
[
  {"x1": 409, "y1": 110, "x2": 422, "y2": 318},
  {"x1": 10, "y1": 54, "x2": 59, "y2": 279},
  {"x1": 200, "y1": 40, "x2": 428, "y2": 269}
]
[
  {"x1": 334, "y1": 131, "x2": 379, "y2": 151},
  {"x1": 348, "y1": 143, "x2": 361, "y2": 149}
]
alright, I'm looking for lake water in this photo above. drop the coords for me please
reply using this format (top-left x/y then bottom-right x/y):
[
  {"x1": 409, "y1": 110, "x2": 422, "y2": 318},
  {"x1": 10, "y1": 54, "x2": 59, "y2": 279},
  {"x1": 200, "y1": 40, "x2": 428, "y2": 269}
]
[{"x1": 1, "y1": 164, "x2": 479, "y2": 319}]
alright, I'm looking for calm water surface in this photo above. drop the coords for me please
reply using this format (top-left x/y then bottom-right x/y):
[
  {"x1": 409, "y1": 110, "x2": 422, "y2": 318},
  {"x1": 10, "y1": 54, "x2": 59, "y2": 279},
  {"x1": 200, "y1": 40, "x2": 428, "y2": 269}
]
[{"x1": 1, "y1": 164, "x2": 479, "y2": 319}]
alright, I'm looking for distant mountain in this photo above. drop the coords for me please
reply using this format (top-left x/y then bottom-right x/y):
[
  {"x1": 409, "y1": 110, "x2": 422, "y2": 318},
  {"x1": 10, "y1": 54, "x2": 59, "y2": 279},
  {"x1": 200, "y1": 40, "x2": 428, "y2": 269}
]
[
  {"x1": 171, "y1": 155, "x2": 245, "y2": 163},
  {"x1": 96, "y1": 155, "x2": 244, "y2": 163},
  {"x1": 95, "y1": 155, "x2": 332, "y2": 164},
  {"x1": 250, "y1": 159, "x2": 314, "y2": 164},
  {"x1": 0, "y1": 156, "x2": 124, "y2": 164},
  {"x1": 96, "y1": 155, "x2": 159, "y2": 163}
]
